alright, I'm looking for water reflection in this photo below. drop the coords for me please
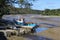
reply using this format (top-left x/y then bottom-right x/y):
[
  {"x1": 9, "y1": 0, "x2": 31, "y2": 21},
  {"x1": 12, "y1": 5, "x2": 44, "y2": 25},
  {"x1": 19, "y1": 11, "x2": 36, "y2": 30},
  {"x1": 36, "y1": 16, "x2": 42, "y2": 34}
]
[{"x1": 36, "y1": 27, "x2": 48, "y2": 32}]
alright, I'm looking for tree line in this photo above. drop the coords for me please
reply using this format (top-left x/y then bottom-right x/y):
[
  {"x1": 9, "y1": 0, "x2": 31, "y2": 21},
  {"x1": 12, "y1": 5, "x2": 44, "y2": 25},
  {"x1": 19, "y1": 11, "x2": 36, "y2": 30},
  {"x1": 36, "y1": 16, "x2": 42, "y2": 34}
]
[
  {"x1": 15, "y1": 9, "x2": 60, "y2": 16},
  {"x1": 40, "y1": 9, "x2": 60, "y2": 16}
]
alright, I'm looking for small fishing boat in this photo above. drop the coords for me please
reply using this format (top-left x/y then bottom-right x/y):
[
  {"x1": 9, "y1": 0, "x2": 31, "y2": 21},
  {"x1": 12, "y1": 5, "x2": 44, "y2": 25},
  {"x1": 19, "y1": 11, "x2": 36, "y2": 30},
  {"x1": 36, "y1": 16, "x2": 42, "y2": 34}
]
[
  {"x1": 15, "y1": 18, "x2": 38, "y2": 28},
  {"x1": 14, "y1": 18, "x2": 39, "y2": 33}
]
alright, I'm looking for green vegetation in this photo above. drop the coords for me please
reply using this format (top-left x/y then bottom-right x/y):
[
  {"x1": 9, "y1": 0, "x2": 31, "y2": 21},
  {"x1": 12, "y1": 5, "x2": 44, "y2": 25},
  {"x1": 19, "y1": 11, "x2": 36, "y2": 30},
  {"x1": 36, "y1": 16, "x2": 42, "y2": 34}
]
[
  {"x1": 41, "y1": 9, "x2": 60, "y2": 16},
  {"x1": 0, "y1": 0, "x2": 60, "y2": 19},
  {"x1": 0, "y1": 0, "x2": 35, "y2": 18},
  {"x1": 15, "y1": 9, "x2": 60, "y2": 16}
]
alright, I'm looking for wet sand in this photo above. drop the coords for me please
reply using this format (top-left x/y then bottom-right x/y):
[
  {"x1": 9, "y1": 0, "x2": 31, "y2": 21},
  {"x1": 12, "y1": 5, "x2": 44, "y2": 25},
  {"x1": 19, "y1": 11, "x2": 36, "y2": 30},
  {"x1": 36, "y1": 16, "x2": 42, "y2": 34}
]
[{"x1": 36, "y1": 27, "x2": 60, "y2": 40}]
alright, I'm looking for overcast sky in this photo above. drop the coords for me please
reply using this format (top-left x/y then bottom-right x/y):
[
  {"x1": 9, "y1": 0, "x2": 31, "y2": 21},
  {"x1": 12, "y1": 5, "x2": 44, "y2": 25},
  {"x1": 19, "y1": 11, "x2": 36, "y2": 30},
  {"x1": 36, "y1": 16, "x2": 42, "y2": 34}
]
[{"x1": 14, "y1": 0, "x2": 60, "y2": 10}]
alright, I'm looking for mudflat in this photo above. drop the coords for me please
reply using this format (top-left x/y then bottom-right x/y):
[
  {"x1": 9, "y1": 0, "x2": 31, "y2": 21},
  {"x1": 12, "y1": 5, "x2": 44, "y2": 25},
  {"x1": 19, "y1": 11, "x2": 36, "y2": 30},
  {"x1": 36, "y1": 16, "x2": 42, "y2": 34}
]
[{"x1": 36, "y1": 27, "x2": 60, "y2": 40}]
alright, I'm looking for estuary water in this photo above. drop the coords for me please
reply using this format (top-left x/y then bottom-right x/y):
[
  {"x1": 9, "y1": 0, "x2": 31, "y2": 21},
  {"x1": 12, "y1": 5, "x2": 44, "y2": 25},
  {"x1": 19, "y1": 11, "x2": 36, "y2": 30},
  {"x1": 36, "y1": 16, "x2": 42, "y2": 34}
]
[{"x1": 2, "y1": 14, "x2": 60, "y2": 40}]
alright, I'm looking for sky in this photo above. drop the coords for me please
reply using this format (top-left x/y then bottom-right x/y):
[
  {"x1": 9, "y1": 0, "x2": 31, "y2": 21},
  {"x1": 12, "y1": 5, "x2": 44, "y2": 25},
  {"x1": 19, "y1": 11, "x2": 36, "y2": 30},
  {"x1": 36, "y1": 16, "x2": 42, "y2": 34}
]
[
  {"x1": 14, "y1": 0, "x2": 60, "y2": 10},
  {"x1": 32, "y1": 0, "x2": 60, "y2": 10}
]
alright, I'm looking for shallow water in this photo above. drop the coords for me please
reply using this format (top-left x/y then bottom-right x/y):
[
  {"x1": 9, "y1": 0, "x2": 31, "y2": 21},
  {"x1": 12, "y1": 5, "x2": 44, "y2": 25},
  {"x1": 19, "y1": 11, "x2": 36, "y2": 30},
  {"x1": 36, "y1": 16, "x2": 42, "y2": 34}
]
[
  {"x1": 36, "y1": 27, "x2": 48, "y2": 33},
  {"x1": 2, "y1": 14, "x2": 60, "y2": 32},
  {"x1": 23, "y1": 34, "x2": 52, "y2": 40},
  {"x1": 2, "y1": 14, "x2": 60, "y2": 22}
]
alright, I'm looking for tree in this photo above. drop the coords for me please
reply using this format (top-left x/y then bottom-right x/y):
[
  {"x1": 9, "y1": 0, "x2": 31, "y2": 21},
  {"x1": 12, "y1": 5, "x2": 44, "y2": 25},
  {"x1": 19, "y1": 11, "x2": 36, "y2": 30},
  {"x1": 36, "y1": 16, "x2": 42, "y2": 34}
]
[
  {"x1": 0, "y1": 0, "x2": 35, "y2": 18},
  {"x1": 12, "y1": 0, "x2": 35, "y2": 14},
  {"x1": 0, "y1": 0, "x2": 7, "y2": 18},
  {"x1": 18, "y1": 0, "x2": 34, "y2": 8}
]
